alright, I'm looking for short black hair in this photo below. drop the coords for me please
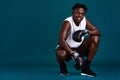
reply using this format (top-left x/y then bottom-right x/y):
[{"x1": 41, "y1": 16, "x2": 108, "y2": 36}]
[{"x1": 72, "y1": 3, "x2": 88, "y2": 12}]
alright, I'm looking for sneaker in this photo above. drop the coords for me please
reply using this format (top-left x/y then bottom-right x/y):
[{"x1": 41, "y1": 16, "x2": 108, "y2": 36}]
[
  {"x1": 81, "y1": 68, "x2": 96, "y2": 77},
  {"x1": 59, "y1": 63, "x2": 69, "y2": 76},
  {"x1": 60, "y1": 71, "x2": 69, "y2": 76},
  {"x1": 60, "y1": 68, "x2": 69, "y2": 76}
]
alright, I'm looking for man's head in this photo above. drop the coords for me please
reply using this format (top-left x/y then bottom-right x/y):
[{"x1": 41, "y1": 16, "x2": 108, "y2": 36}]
[
  {"x1": 72, "y1": 3, "x2": 87, "y2": 12},
  {"x1": 72, "y1": 3, "x2": 87, "y2": 24}
]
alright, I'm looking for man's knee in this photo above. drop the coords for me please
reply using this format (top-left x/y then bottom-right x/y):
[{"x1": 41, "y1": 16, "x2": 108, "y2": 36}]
[
  {"x1": 56, "y1": 49, "x2": 67, "y2": 58},
  {"x1": 91, "y1": 36, "x2": 100, "y2": 44}
]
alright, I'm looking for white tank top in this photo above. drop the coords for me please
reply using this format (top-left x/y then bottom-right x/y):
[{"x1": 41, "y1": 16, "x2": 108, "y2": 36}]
[{"x1": 65, "y1": 16, "x2": 86, "y2": 48}]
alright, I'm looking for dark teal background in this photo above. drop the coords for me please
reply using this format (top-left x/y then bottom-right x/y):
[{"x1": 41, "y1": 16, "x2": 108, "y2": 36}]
[{"x1": 0, "y1": 0, "x2": 120, "y2": 79}]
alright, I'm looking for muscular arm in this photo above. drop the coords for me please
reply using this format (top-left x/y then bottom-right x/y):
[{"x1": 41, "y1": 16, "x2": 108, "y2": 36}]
[
  {"x1": 58, "y1": 21, "x2": 73, "y2": 54},
  {"x1": 86, "y1": 19, "x2": 100, "y2": 36}
]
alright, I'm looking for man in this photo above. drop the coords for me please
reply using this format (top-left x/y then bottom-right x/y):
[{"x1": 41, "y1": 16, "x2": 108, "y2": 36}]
[{"x1": 55, "y1": 3, "x2": 100, "y2": 77}]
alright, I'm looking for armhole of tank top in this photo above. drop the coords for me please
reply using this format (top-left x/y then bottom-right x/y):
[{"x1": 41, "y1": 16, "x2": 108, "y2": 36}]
[
  {"x1": 64, "y1": 20, "x2": 72, "y2": 31},
  {"x1": 68, "y1": 21, "x2": 72, "y2": 34}
]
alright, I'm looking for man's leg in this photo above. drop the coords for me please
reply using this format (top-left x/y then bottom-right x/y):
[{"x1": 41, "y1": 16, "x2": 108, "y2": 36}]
[
  {"x1": 56, "y1": 46, "x2": 70, "y2": 75},
  {"x1": 77, "y1": 36, "x2": 100, "y2": 77},
  {"x1": 87, "y1": 36, "x2": 100, "y2": 61}
]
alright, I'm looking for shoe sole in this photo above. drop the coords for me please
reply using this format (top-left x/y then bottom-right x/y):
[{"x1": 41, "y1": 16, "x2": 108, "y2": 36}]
[
  {"x1": 81, "y1": 73, "x2": 95, "y2": 77},
  {"x1": 60, "y1": 73, "x2": 69, "y2": 76}
]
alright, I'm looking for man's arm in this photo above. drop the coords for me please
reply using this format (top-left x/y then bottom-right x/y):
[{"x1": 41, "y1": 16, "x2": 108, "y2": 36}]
[
  {"x1": 58, "y1": 21, "x2": 73, "y2": 54},
  {"x1": 86, "y1": 19, "x2": 101, "y2": 36}
]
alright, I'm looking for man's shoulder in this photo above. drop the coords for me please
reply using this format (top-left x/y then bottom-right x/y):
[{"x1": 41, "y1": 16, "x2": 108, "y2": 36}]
[
  {"x1": 65, "y1": 16, "x2": 72, "y2": 20},
  {"x1": 64, "y1": 16, "x2": 72, "y2": 22}
]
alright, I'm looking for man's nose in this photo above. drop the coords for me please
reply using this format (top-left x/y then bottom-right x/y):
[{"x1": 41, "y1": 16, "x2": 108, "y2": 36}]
[{"x1": 79, "y1": 14, "x2": 82, "y2": 17}]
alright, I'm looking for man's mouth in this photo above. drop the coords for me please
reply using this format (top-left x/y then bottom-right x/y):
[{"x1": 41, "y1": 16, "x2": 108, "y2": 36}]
[{"x1": 77, "y1": 17, "x2": 81, "y2": 21}]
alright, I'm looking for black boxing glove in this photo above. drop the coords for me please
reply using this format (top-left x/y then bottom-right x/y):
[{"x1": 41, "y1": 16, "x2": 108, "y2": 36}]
[
  {"x1": 72, "y1": 30, "x2": 89, "y2": 42},
  {"x1": 71, "y1": 51, "x2": 84, "y2": 68}
]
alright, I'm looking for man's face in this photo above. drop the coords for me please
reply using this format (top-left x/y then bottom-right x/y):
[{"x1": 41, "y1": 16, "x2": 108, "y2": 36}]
[{"x1": 72, "y1": 8, "x2": 86, "y2": 23}]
